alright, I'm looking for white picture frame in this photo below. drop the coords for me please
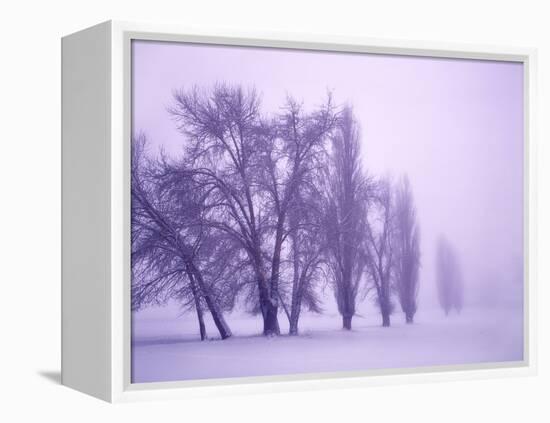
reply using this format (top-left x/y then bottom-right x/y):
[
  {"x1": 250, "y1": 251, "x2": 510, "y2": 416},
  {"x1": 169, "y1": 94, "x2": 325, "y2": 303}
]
[{"x1": 61, "y1": 20, "x2": 537, "y2": 403}]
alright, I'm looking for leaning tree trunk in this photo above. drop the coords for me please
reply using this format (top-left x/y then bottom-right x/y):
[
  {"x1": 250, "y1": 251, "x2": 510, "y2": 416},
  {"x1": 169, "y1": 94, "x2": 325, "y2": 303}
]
[
  {"x1": 188, "y1": 262, "x2": 232, "y2": 339},
  {"x1": 186, "y1": 270, "x2": 207, "y2": 341},
  {"x1": 195, "y1": 300, "x2": 207, "y2": 340},
  {"x1": 289, "y1": 283, "x2": 304, "y2": 336}
]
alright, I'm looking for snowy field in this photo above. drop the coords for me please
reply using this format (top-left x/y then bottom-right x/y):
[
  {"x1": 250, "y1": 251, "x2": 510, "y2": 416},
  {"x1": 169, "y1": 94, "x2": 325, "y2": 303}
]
[{"x1": 131, "y1": 305, "x2": 523, "y2": 383}]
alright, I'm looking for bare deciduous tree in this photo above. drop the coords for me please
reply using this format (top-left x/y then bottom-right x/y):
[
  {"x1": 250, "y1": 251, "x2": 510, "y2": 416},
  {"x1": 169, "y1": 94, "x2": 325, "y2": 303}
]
[
  {"x1": 131, "y1": 135, "x2": 232, "y2": 340},
  {"x1": 269, "y1": 97, "x2": 335, "y2": 335},
  {"x1": 284, "y1": 187, "x2": 326, "y2": 335},
  {"x1": 169, "y1": 85, "x2": 336, "y2": 336},
  {"x1": 168, "y1": 84, "x2": 280, "y2": 335},
  {"x1": 364, "y1": 177, "x2": 396, "y2": 327}
]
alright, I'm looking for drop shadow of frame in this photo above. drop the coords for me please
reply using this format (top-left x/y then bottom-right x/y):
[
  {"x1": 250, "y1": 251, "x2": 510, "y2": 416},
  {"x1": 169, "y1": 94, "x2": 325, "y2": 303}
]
[{"x1": 37, "y1": 370, "x2": 61, "y2": 385}]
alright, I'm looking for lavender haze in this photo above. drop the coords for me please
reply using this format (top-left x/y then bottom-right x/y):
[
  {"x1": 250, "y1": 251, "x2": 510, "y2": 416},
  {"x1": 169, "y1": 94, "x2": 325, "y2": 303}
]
[{"x1": 131, "y1": 40, "x2": 524, "y2": 383}]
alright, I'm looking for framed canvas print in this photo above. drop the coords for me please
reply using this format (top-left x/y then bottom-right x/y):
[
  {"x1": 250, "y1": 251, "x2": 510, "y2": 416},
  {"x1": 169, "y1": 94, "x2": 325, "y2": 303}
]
[{"x1": 61, "y1": 21, "x2": 537, "y2": 402}]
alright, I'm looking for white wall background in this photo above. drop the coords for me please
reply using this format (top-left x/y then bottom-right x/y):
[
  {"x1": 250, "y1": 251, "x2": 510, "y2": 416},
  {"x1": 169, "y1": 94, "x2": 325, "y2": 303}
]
[{"x1": 0, "y1": 0, "x2": 548, "y2": 421}]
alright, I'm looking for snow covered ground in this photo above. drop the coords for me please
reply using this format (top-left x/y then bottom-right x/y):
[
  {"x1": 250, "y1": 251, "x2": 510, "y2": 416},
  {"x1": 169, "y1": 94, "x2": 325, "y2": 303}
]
[{"x1": 131, "y1": 305, "x2": 523, "y2": 383}]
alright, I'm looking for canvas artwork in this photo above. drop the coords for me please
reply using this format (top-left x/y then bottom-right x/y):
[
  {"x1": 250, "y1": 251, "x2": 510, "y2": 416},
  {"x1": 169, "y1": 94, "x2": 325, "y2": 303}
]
[{"x1": 130, "y1": 40, "x2": 524, "y2": 384}]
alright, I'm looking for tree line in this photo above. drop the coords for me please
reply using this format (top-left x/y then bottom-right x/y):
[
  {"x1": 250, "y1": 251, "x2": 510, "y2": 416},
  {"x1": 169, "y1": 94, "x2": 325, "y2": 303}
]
[{"x1": 131, "y1": 83, "x2": 423, "y2": 339}]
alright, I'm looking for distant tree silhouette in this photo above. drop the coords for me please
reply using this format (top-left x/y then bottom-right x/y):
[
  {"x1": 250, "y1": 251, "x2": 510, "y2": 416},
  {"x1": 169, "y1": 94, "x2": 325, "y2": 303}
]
[
  {"x1": 436, "y1": 236, "x2": 463, "y2": 315},
  {"x1": 394, "y1": 175, "x2": 421, "y2": 323}
]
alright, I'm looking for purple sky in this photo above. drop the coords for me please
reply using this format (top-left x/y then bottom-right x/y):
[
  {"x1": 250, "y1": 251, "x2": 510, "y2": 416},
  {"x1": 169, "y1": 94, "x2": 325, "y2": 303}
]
[{"x1": 132, "y1": 40, "x2": 524, "y2": 310}]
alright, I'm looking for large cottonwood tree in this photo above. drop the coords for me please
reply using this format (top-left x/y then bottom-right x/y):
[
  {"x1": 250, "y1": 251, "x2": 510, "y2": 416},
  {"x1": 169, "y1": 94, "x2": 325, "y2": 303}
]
[{"x1": 169, "y1": 84, "x2": 336, "y2": 335}]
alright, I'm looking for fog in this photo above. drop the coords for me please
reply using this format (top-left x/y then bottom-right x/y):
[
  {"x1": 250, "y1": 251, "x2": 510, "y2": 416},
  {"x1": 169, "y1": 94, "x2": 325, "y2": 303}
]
[{"x1": 132, "y1": 40, "x2": 524, "y2": 313}]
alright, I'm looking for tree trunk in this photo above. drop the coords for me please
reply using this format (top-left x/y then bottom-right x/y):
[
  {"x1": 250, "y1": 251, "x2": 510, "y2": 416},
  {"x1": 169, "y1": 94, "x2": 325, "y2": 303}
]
[
  {"x1": 255, "y1": 256, "x2": 280, "y2": 337},
  {"x1": 289, "y1": 285, "x2": 303, "y2": 336},
  {"x1": 258, "y1": 281, "x2": 280, "y2": 336},
  {"x1": 278, "y1": 290, "x2": 291, "y2": 325},
  {"x1": 288, "y1": 234, "x2": 301, "y2": 336},
  {"x1": 381, "y1": 297, "x2": 391, "y2": 327},
  {"x1": 187, "y1": 270, "x2": 207, "y2": 340},
  {"x1": 263, "y1": 302, "x2": 280, "y2": 336},
  {"x1": 340, "y1": 265, "x2": 354, "y2": 330},
  {"x1": 343, "y1": 314, "x2": 352, "y2": 330},
  {"x1": 188, "y1": 263, "x2": 232, "y2": 339},
  {"x1": 289, "y1": 314, "x2": 299, "y2": 336},
  {"x1": 266, "y1": 223, "x2": 285, "y2": 336},
  {"x1": 289, "y1": 296, "x2": 300, "y2": 336},
  {"x1": 194, "y1": 299, "x2": 207, "y2": 340},
  {"x1": 382, "y1": 311, "x2": 390, "y2": 327},
  {"x1": 405, "y1": 314, "x2": 414, "y2": 324}
]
